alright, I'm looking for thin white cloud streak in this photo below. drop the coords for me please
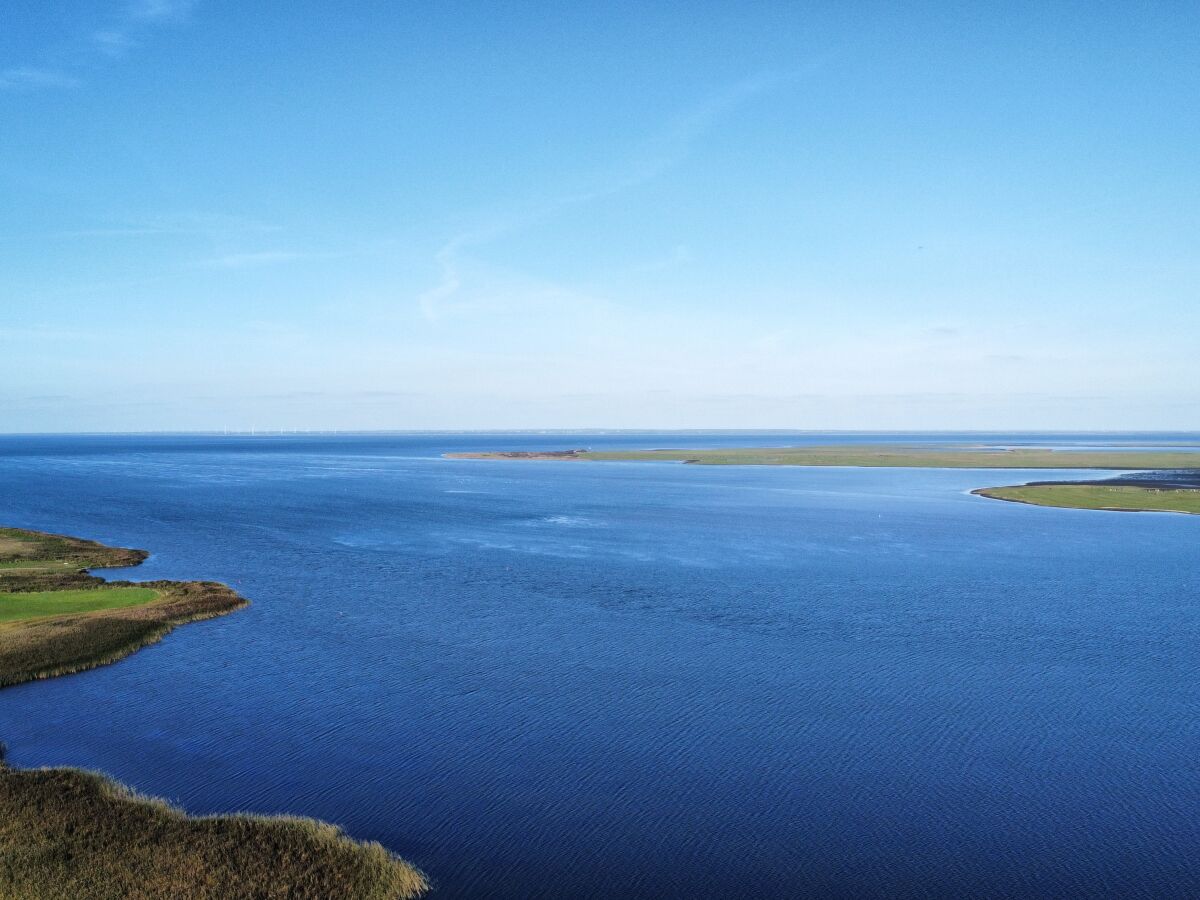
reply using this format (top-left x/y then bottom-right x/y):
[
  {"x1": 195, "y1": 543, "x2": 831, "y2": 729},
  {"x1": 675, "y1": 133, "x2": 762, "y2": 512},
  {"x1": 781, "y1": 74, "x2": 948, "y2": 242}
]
[
  {"x1": 201, "y1": 251, "x2": 308, "y2": 269},
  {"x1": 197, "y1": 238, "x2": 399, "y2": 270},
  {"x1": 93, "y1": 0, "x2": 197, "y2": 56},
  {"x1": 419, "y1": 238, "x2": 467, "y2": 322},
  {"x1": 0, "y1": 68, "x2": 81, "y2": 91},
  {"x1": 54, "y1": 212, "x2": 282, "y2": 240},
  {"x1": 609, "y1": 244, "x2": 693, "y2": 278},
  {"x1": 128, "y1": 0, "x2": 197, "y2": 21},
  {"x1": 0, "y1": 326, "x2": 107, "y2": 343},
  {"x1": 91, "y1": 30, "x2": 136, "y2": 58},
  {"x1": 416, "y1": 69, "x2": 810, "y2": 322},
  {"x1": 2, "y1": 1, "x2": 198, "y2": 90}
]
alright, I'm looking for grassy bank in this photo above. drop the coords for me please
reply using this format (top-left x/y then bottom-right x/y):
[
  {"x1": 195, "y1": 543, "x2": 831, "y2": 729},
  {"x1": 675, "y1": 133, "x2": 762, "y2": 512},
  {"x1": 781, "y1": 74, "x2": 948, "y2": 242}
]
[
  {"x1": 0, "y1": 526, "x2": 429, "y2": 899},
  {"x1": 0, "y1": 527, "x2": 249, "y2": 687},
  {"x1": 973, "y1": 484, "x2": 1200, "y2": 514},
  {"x1": 0, "y1": 578, "x2": 247, "y2": 687},
  {"x1": 447, "y1": 445, "x2": 1200, "y2": 469},
  {"x1": 0, "y1": 526, "x2": 147, "y2": 569},
  {"x1": 0, "y1": 766, "x2": 427, "y2": 900}
]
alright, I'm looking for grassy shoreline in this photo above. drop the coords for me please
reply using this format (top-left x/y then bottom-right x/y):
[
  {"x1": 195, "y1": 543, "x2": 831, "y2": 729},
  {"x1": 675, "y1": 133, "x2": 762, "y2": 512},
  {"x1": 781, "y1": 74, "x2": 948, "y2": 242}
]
[
  {"x1": 0, "y1": 526, "x2": 428, "y2": 899},
  {"x1": 0, "y1": 578, "x2": 248, "y2": 687},
  {"x1": 0, "y1": 527, "x2": 249, "y2": 687},
  {"x1": 972, "y1": 483, "x2": 1200, "y2": 515},
  {"x1": 0, "y1": 765, "x2": 428, "y2": 900}
]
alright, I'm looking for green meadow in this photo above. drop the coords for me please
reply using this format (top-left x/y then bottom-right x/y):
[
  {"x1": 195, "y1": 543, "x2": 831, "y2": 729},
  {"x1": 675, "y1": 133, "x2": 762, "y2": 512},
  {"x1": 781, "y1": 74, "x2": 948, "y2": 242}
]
[
  {"x1": 0, "y1": 586, "x2": 159, "y2": 623},
  {"x1": 974, "y1": 484, "x2": 1200, "y2": 515}
]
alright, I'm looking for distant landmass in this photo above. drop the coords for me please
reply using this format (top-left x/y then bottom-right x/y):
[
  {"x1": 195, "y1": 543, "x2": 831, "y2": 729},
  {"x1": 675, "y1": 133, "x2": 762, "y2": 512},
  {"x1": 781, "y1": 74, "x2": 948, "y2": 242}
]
[{"x1": 447, "y1": 445, "x2": 1200, "y2": 515}]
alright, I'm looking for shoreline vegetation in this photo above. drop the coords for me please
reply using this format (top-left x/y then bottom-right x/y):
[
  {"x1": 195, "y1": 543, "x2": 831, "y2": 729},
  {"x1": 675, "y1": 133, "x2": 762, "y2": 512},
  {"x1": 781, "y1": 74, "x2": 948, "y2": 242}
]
[
  {"x1": 446, "y1": 445, "x2": 1200, "y2": 515},
  {"x1": 971, "y1": 483, "x2": 1200, "y2": 515},
  {"x1": 0, "y1": 526, "x2": 428, "y2": 899}
]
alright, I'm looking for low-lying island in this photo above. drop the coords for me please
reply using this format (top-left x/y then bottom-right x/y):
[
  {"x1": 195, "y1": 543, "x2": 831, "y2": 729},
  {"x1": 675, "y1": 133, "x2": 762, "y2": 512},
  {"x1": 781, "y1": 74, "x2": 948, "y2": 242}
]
[
  {"x1": 447, "y1": 445, "x2": 1200, "y2": 515},
  {"x1": 972, "y1": 477, "x2": 1200, "y2": 515},
  {"x1": 0, "y1": 526, "x2": 428, "y2": 900}
]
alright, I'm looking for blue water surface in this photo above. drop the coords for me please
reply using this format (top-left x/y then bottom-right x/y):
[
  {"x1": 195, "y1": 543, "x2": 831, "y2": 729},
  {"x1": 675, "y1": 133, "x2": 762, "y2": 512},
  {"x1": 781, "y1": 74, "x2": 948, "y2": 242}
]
[{"x1": 1, "y1": 432, "x2": 1198, "y2": 899}]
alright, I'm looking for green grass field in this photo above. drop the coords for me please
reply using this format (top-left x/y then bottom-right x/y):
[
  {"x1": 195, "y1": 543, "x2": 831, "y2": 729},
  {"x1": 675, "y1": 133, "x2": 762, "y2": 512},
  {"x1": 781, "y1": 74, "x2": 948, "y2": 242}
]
[
  {"x1": 0, "y1": 586, "x2": 159, "y2": 623},
  {"x1": 974, "y1": 484, "x2": 1200, "y2": 514},
  {"x1": 450, "y1": 445, "x2": 1200, "y2": 469}
]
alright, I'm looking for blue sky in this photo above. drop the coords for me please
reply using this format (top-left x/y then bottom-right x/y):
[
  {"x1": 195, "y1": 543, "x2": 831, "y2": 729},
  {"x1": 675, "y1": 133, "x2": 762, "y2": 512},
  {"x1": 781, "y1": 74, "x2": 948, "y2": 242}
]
[{"x1": 2, "y1": 1, "x2": 1197, "y2": 431}]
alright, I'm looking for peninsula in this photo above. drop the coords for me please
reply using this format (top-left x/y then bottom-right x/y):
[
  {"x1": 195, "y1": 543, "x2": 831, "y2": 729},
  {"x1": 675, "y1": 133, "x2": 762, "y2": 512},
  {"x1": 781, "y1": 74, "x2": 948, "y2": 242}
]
[
  {"x1": 447, "y1": 445, "x2": 1200, "y2": 515},
  {"x1": 0, "y1": 526, "x2": 427, "y2": 899},
  {"x1": 971, "y1": 476, "x2": 1200, "y2": 515}
]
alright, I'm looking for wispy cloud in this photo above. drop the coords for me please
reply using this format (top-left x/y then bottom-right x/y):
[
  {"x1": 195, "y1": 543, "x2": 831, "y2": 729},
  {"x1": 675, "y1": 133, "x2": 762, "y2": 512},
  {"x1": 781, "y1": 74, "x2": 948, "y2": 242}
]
[
  {"x1": 201, "y1": 251, "x2": 307, "y2": 269},
  {"x1": 0, "y1": 68, "x2": 81, "y2": 92},
  {"x1": 91, "y1": 30, "x2": 136, "y2": 58},
  {"x1": 611, "y1": 244, "x2": 693, "y2": 279},
  {"x1": 923, "y1": 325, "x2": 961, "y2": 339},
  {"x1": 56, "y1": 211, "x2": 281, "y2": 240},
  {"x1": 129, "y1": 0, "x2": 197, "y2": 21},
  {"x1": 416, "y1": 69, "x2": 813, "y2": 322},
  {"x1": 197, "y1": 242, "x2": 380, "y2": 269},
  {"x1": 44, "y1": 213, "x2": 383, "y2": 276},
  {"x1": 92, "y1": 0, "x2": 197, "y2": 57},
  {"x1": 0, "y1": 325, "x2": 107, "y2": 342},
  {"x1": 2, "y1": 1, "x2": 198, "y2": 91},
  {"x1": 418, "y1": 236, "x2": 469, "y2": 322}
]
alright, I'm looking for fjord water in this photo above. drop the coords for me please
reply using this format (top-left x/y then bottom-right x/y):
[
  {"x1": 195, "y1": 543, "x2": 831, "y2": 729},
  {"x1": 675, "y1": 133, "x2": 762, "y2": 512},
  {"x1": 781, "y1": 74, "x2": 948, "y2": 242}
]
[{"x1": 1, "y1": 433, "x2": 1198, "y2": 899}]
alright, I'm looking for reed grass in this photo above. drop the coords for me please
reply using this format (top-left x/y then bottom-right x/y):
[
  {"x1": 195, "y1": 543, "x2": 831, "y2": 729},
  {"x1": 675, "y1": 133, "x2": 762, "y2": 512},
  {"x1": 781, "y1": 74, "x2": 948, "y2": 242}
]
[{"x1": 0, "y1": 766, "x2": 428, "y2": 899}]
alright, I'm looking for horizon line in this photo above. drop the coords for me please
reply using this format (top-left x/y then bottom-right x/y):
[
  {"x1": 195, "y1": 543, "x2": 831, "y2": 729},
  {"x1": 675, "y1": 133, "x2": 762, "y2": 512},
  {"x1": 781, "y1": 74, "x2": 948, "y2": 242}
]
[{"x1": 1, "y1": 429, "x2": 1198, "y2": 437}]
